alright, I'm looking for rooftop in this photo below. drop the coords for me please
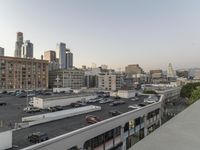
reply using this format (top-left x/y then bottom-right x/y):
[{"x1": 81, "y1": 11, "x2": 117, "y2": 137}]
[
  {"x1": 0, "y1": 93, "x2": 151, "y2": 149},
  {"x1": 36, "y1": 93, "x2": 94, "y2": 100},
  {"x1": 131, "y1": 99, "x2": 200, "y2": 150}
]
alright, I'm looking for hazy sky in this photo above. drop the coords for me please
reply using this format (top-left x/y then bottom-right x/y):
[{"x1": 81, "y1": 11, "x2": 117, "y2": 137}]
[{"x1": 0, "y1": 0, "x2": 200, "y2": 71}]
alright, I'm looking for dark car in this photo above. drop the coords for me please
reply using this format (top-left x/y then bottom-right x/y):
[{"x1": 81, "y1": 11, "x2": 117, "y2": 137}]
[
  {"x1": 85, "y1": 115, "x2": 101, "y2": 124},
  {"x1": 70, "y1": 102, "x2": 82, "y2": 108},
  {"x1": 47, "y1": 107, "x2": 57, "y2": 112},
  {"x1": 138, "y1": 103, "x2": 146, "y2": 107},
  {"x1": 28, "y1": 132, "x2": 48, "y2": 143},
  {"x1": 1, "y1": 90, "x2": 7, "y2": 94},
  {"x1": 0, "y1": 101, "x2": 7, "y2": 106},
  {"x1": 109, "y1": 110, "x2": 122, "y2": 116},
  {"x1": 17, "y1": 93, "x2": 27, "y2": 98},
  {"x1": 109, "y1": 100, "x2": 125, "y2": 106},
  {"x1": 54, "y1": 105, "x2": 63, "y2": 111}
]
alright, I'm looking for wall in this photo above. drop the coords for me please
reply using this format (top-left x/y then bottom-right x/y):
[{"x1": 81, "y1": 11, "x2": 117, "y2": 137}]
[{"x1": 0, "y1": 130, "x2": 12, "y2": 150}]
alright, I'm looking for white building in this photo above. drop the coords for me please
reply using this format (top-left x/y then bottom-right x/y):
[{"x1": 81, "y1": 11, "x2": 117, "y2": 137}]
[
  {"x1": 98, "y1": 72, "x2": 123, "y2": 91},
  {"x1": 0, "y1": 47, "x2": 4, "y2": 56},
  {"x1": 21, "y1": 40, "x2": 33, "y2": 58},
  {"x1": 33, "y1": 93, "x2": 97, "y2": 109},
  {"x1": 117, "y1": 90, "x2": 136, "y2": 98}
]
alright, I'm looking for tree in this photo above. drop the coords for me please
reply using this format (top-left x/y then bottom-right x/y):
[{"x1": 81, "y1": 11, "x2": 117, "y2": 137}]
[
  {"x1": 189, "y1": 86, "x2": 200, "y2": 104},
  {"x1": 143, "y1": 90, "x2": 157, "y2": 94},
  {"x1": 180, "y1": 82, "x2": 200, "y2": 98}
]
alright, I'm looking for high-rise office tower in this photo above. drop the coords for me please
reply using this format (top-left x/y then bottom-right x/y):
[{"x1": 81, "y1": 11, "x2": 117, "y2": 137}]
[
  {"x1": 66, "y1": 49, "x2": 73, "y2": 69},
  {"x1": 56, "y1": 43, "x2": 67, "y2": 69},
  {"x1": 14, "y1": 32, "x2": 24, "y2": 57},
  {"x1": 21, "y1": 40, "x2": 33, "y2": 58},
  {"x1": 167, "y1": 63, "x2": 176, "y2": 78},
  {"x1": 0, "y1": 47, "x2": 4, "y2": 56},
  {"x1": 56, "y1": 43, "x2": 73, "y2": 69}
]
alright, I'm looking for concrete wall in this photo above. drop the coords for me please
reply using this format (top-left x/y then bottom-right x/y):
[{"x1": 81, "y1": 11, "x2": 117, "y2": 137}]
[
  {"x1": 22, "y1": 106, "x2": 101, "y2": 127},
  {"x1": 0, "y1": 130, "x2": 12, "y2": 150}
]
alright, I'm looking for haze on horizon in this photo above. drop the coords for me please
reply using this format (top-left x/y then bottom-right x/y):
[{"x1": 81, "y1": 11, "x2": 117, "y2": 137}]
[{"x1": 0, "y1": 0, "x2": 200, "y2": 71}]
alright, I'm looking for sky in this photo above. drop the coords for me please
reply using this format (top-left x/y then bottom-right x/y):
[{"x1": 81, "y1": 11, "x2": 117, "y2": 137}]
[{"x1": 0, "y1": 0, "x2": 200, "y2": 71}]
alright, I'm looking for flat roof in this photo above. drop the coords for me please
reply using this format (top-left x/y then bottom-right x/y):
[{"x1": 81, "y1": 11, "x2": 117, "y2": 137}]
[
  {"x1": 131, "y1": 100, "x2": 200, "y2": 150},
  {"x1": 0, "y1": 93, "x2": 152, "y2": 149},
  {"x1": 36, "y1": 93, "x2": 95, "y2": 100}
]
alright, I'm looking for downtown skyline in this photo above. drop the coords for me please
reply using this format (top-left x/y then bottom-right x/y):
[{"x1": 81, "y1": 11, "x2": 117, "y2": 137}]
[{"x1": 0, "y1": 0, "x2": 200, "y2": 71}]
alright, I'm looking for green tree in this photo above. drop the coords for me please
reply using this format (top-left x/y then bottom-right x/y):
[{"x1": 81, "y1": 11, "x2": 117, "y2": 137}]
[
  {"x1": 143, "y1": 90, "x2": 157, "y2": 94},
  {"x1": 189, "y1": 86, "x2": 200, "y2": 104},
  {"x1": 180, "y1": 82, "x2": 200, "y2": 98}
]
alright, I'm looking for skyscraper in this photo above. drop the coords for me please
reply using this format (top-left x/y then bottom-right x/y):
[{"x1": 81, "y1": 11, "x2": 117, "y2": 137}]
[
  {"x1": 14, "y1": 32, "x2": 24, "y2": 57},
  {"x1": 66, "y1": 49, "x2": 73, "y2": 69},
  {"x1": 56, "y1": 43, "x2": 73, "y2": 69},
  {"x1": 0, "y1": 47, "x2": 4, "y2": 56},
  {"x1": 167, "y1": 63, "x2": 176, "y2": 78},
  {"x1": 21, "y1": 40, "x2": 33, "y2": 58}
]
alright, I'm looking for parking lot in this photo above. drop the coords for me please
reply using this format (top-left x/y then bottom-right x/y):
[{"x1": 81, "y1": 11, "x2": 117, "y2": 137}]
[{"x1": 0, "y1": 92, "x2": 151, "y2": 149}]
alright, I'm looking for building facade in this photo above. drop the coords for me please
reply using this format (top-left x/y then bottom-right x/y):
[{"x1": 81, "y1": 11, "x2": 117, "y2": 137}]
[
  {"x1": 66, "y1": 49, "x2": 73, "y2": 69},
  {"x1": 125, "y1": 64, "x2": 144, "y2": 75},
  {"x1": 49, "y1": 68, "x2": 84, "y2": 89},
  {"x1": 0, "y1": 47, "x2": 4, "y2": 56},
  {"x1": 21, "y1": 40, "x2": 33, "y2": 58},
  {"x1": 44, "y1": 50, "x2": 56, "y2": 62},
  {"x1": 56, "y1": 43, "x2": 73, "y2": 69},
  {"x1": 14, "y1": 32, "x2": 23, "y2": 57},
  {"x1": 0, "y1": 56, "x2": 49, "y2": 90},
  {"x1": 98, "y1": 72, "x2": 123, "y2": 91}
]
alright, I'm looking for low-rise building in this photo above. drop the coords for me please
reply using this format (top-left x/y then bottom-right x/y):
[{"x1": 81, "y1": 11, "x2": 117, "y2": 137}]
[
  {"x1": 98, "y1": 72, "x2": 123, "y2": 91},
  {"x1": 117, "y1": 90, "x2": 136, "y2": 98},
  {"x1": 0, "y1": 56, "x2": 48, "y2": 90},
  {"x1": 49, "y1": 68, "x2": 85, "y2": 89}
]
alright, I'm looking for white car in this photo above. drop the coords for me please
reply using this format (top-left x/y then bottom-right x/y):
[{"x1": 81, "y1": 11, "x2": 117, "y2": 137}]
[
  {"x1": 128, "y1": 105, "x2": 141, "y2": 109},
  {"x1": 131, "y1": 97, "x2": 139, "y2": 101},
  {"x1": 29, "y1": 100, "x2": 34, "y2": 106},
  {"x1": 144, "y1": 98, "x2": 155, "y2": 104}
]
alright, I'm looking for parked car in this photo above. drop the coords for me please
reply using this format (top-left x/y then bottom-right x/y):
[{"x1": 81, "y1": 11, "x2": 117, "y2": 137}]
[
  {"x1": 131, "y1": 97, "x2": 139, "y2": 101},
  {"x1": 25, "y1": 107, "x2": 41, "y2": 113},
  {"x1": 77, "y1": 101, "x2": 87, "y2": 106},
  {"x1": 0, "y1": 101, "x2": 7, "y2": 106},
  {"x1": 88, "y1": 98, "x2": 101, "y2": 103},
  {"x1": 85, "y1": 115, "x2": 101, "y2": 124},
  {"x1": 28, "y1": 132, "x2": 48, "y2": 143},
  {"x1": 70, "y1": 102, "x2": 82, "y2": 108},
  {"x1": 29, "y1": 100, "x2": 34, "y2": 106},
  {"x1": 54, "y1": 105, "x2": 63, "y2": 111},
  {"x1": 137, "y1": 103, "x2": 146, "y2": 107},
  {"x1": 109, "y1": 100, "x2": 125, "y2": 106},
  {"x1": 109, "y1": 110, "x2": 122, "y2": 116},
  {"x1": 47, "y1": 107, "x2": 57, "y2": 112},
  {"x1": 99, "y1": 99, "x2": 114, "y2": 104},
  {"x1": 1, "y1": 90, "x2": 7, "y2": 94},
  {"x1": 128, "y1": 105, "x2": 141, "y2": 109}
]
